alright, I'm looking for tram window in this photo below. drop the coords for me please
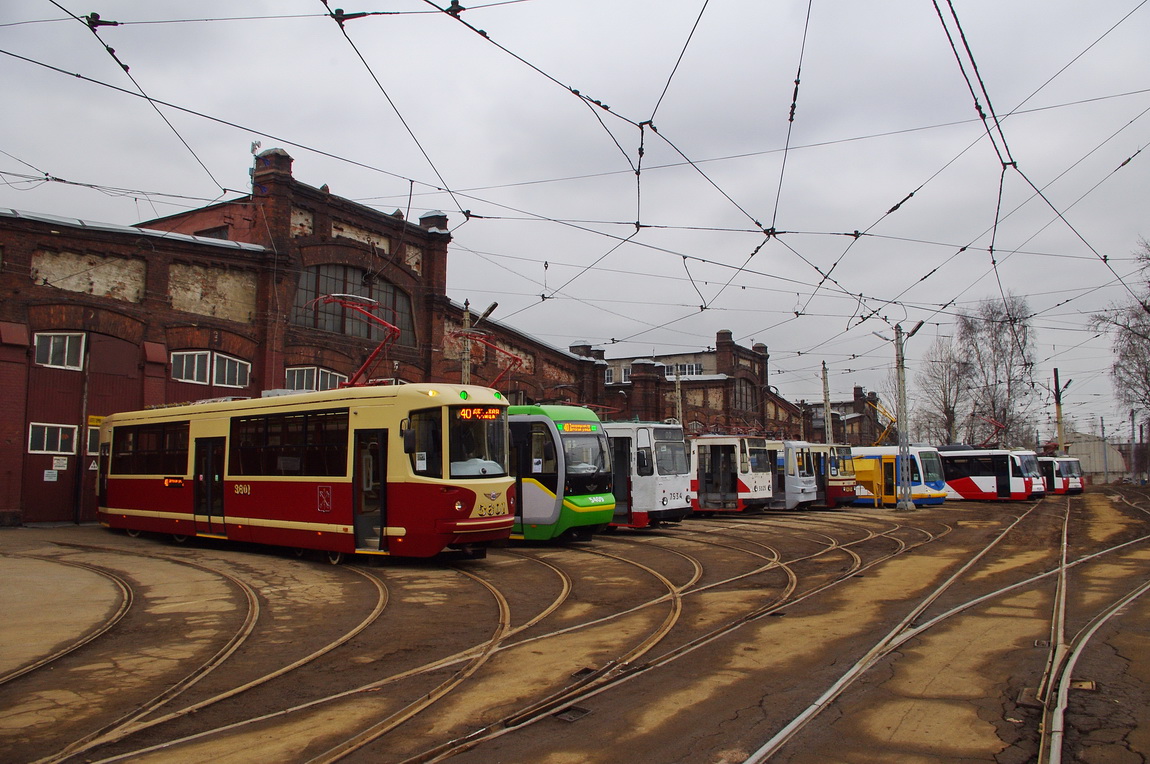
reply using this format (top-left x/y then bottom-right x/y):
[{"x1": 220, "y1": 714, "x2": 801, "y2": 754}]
[
  {"x1": 562, "y1": 434, "x2": 608, "y2": 475},
  {"x1": 448, "y1": 407, "x2": 507, "y2": 478},
  {"x1": 111, "y1": 421, "x2": 189, "y2": 474},
  {"x1": 230, "y1": 409, "x2": 348, "y2": 477},
  {"x1": 655, "y1": 440, "x2": 689, "y2": 475},
  {"x1": 408, "y1": 408, "x2": 443, "y2": 478},
  {"x1": 748, "y1": 446, "x2": 772, "y2": 473}
]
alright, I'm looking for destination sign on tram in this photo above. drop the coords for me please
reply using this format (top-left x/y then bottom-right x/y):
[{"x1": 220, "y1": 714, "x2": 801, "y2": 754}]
[
  {"x1": 456, "y1": 406, "x2": 503, "y2": 421},
  {"x1": 558, "y1": 422, "x2": 598, "y2": 433}
]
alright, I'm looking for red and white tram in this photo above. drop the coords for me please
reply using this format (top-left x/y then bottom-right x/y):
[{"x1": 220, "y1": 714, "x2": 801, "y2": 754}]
[
  {"x1": 937, "y1": 446, "x2": 1045, "y2": 501},
  {"x1": 604, "y1": 420, "x2": 692, "y2": 528},
  {"x1": 688, "y1": 434, "x2": 773, "y2": 513},
  {"x1": 97, "y1": 383, "x2": 515, "y2": 561},
  {"x1": 1038, "y1": 456, "x2": 1084, "y2": 495}
]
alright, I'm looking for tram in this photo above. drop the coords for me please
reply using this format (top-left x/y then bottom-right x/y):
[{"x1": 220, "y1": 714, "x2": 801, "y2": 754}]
[
  {"x1": 603, "y1": 420, "x2": 692, "y2": 529},
  {"x1": 767, "y1": 439, "x2": 818, "y2": 510},
  {"x1": 507, "y1": 404, "x2": 615, "y2": 540},
  {"x1": 97, "y1": 383, "x2": 515, "y2": 562},
  {"x1": 936, "y1": 446, "x2": 1045, "y2": 501},
  {"x1": 850, "y1": 446, "x2": 948, "y2": 507},
  {"x1": 688, "y1": 434, "x2": 773, "y2": 513},
  {"x1": 808, "y1": 443, "x2": 857, "y2": 508},
  {"x1": 1038, "y1": 456, "x2": 1084, "y2": 495}
]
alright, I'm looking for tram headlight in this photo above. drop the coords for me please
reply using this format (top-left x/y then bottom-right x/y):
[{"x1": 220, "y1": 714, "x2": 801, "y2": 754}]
[
  {"x1": 661, "y1": 497, "x2": 668, "y2": 506},
  {"x1": 454, "y1": 501, "x2": 464, "y2": 511}
]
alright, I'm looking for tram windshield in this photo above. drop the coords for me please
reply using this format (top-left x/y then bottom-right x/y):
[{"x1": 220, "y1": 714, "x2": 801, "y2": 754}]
[
  {"x1": 919, "y1": 451, "x2": 944, "y2": 483},
  {"x1": 794, "y1": 447, "x2": 815, "y2": 477},
  {"x1": 448, "y1": 406, "x2": 509, "y2": 478},
  {"x1": 655, "y1": 440, "x2": 690, "y2": 475},
  {"x1": 831, "y1": 445, "x2": 854, "y2": 477},
  {"x1": 748, "y1": 444, "x2": 773, "y2": 473},
  {"x1": 1016, "y1": 452, "x2": 1042, "y2": 478},
  {"x1": 1059, "y1": 459, "x2": 1083, "y2": 478},
  {"x1": 559, "y1": 430, "x2": 611, "y2": 475}
]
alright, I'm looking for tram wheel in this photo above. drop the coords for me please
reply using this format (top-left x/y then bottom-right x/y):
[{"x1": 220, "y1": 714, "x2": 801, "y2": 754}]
[
  {"x1": 171, "y1": 534, "x2": 188, "y2": 544},
  {"x1": 293, "y1": 548, "x2": 305, "y2": 558},
  {"x1": 327, "y1": 550, "x2": 344, "y2": 565},
  {"x1": 125, "y1": 528, "x2": 141, "y2": 538}
]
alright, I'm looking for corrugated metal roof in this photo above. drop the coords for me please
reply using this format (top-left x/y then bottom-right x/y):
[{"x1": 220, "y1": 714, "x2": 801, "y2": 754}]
[{"x1": 0, "y1": 207, "x2": 266, "y2": 253}]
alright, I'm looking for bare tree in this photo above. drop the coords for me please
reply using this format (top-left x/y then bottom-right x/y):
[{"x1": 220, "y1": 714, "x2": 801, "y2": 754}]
[
  {"x1": 1093, "y1": 240, "x2": 1150, "y2": 414},
  {"x1": 954, "y1": 293, "x2": 1037, "y2": 447},
  {"x1": 913, "y1": 335, "x2": 970, "y2": 445}
]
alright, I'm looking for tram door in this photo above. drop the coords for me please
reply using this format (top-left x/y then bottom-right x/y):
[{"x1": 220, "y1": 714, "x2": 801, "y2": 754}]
[
  {"x1": 812, "y1": 450, "x2": 828, "y2": 506},
  {"x1": 610, "y1": 436, "x2": 633, "y2": 523},
  {"x1": 194, "y1": 438, "x2": 226, "y2": 536},
  {"x1": 354, "y1": 430, "x2": 386, "y2": 551},
  {"x1": 993, "y1": 454, "x2": 1011, "y2": 498},
  {"x1": 882, "y1": 458, "x2": 896, "y2": 504},
  {"x1": 698, "y1": 444, "x2": 737, "y2": 509}
]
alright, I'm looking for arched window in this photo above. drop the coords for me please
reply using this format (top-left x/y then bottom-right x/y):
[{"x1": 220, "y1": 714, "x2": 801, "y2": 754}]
[
  {"x1": 733, "y1": 378, "x2": 758, "y2": 413},
  {"x1": 292, "y1": 265, "x2": 415, "y2": 346}
]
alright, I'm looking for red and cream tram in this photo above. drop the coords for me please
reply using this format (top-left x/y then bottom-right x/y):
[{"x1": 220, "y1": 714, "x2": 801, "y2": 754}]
[{"x1": 97, "y1": 384, "x2": 516, "y2": 562}]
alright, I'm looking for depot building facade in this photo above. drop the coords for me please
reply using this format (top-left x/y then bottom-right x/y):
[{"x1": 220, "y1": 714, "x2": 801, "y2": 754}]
[{"x1": 1, "y1": 149, "x2": 812, "y2": 525}]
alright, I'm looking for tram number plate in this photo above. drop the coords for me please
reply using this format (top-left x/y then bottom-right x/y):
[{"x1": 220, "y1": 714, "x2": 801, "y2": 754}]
[{"x1": 233, "y1": 484, "x2": 251, "y2": 495}]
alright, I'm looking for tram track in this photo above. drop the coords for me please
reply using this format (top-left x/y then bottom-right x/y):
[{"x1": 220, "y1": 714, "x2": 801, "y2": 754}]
[
  {"x1": 383, "y1": 510, "x2": 970, "y2": 761},
  {"x1": 73, "y1": 549, "x2": 578, "y2": 763},
  {"x1": 742, "y1": 494, "x2": 1150, "y2": 763},
  {"x1": 10, "y1": 496, "x2": 1149, "y2": 763},
  {"x1": 0, "y1": 554, "x2": 134, "y2": 687}
]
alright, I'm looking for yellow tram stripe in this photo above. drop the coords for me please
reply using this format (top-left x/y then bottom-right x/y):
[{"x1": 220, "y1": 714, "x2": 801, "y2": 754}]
[{"x1": 106, "y1": 507, "x2": 354, "y2": 535}]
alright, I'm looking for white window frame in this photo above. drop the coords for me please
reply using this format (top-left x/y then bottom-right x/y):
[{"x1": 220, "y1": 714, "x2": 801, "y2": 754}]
[
  {"x1": 172, "y1": 350, "x2": 211, "y2": 384},
  {"x1": 286, "y1": 366, "x2": 347, "y2": 391},
  {"x1": 34, "y1": 332, "x2": 85, "y2": 371},
  {"x1": 621, "y1": 366, "x2": 632, "y2": 383},
  {"x1": 172, "y1": 350, "x2": 250, "y2": 388},
  {"x1": 318, "y1": 368, "x2": 347, "y2": 390},
  {"x1": 286, "y1": 366, "x2": 316, "y2": 391},
  {"x1": 604, "y1": 367, "x2": 614, "y2": 385},
  {"x1": 87, "y1": 426, "x2": 100, "y2": 455},
  {"x1": 214, "y1": 354, "x2": 251, "y2": 388},
  {"x1": 29, "y1": 422, "x2": 78, "y2": 455}
]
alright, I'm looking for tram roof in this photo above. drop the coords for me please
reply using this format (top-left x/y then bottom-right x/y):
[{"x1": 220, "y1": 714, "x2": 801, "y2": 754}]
[{"x1": 103, "y1": 383, "x2": 508, "y2": 422}]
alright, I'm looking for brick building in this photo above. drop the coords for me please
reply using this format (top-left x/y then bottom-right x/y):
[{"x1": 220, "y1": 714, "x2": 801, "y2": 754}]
[
  {"x1": 802, "y1": 385, "x2": 889, "y2": 446},
  {"x1": 0, "y1": 149, "x2": 839, "y2": 526},
  {"x1": 0, "y1": 149, "x2": 605, "y2": 525},
  {"x1": 579, "y1": 330, "x2": 805, "y2": 437}
]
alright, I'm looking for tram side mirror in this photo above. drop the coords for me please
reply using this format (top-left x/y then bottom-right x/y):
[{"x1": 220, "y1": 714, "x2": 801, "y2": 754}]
[
  {"x1": 402, "y1": 428, "x2": 416, "y2": 454},
  {"x1": 544, "y1": 442, "x2": 555, "y2": 461},
  {"x1": 637, "y1": 448, "x2": 653, "y2": 477}
]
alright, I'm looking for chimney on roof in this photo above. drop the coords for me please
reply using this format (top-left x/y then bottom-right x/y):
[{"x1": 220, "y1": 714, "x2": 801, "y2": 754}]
[
  {"x1": 420, "y1": 210, "x2": 449, "y2": 231},
  {"x1": 253, "y1": 148, "x2": 293, "y2": 181}
]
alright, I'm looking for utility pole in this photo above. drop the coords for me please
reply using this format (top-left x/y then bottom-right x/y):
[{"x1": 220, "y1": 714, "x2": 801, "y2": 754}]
[
  {"x1": 894, "y1": 322, "x2": 922, "y2": 510},
  {"x1": 1131, "y1": 408, "x2": 1136, "y2": 483},
  {"x1": 1053, "y1": 368, "x2": 1070, "y2": 455},
  {"x1": 822, "y1": 361, "x2": 833, "y2": 443},
  {"x1": 1102, "y1": 417, "x2": 1109, "y2": 485},
  {"x1": 461, "y1": 300, "x2": 471, "y2": 385}
]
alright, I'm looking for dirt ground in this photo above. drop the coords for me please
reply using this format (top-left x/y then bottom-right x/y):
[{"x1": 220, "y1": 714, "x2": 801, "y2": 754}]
[{"x1": 2, "y1": 487, "x2": 1149, "y2": 763}]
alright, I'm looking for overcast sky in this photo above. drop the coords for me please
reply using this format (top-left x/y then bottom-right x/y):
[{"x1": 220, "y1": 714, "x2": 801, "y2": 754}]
[{"x1": 2, "y1": 1, "x2": 1148, "y2": 442}]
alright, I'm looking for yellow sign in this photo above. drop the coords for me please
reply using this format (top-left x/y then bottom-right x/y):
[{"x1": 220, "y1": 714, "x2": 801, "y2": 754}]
[{"x1": 88, "y1": 415, "x2": 105, "y2": 426}]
